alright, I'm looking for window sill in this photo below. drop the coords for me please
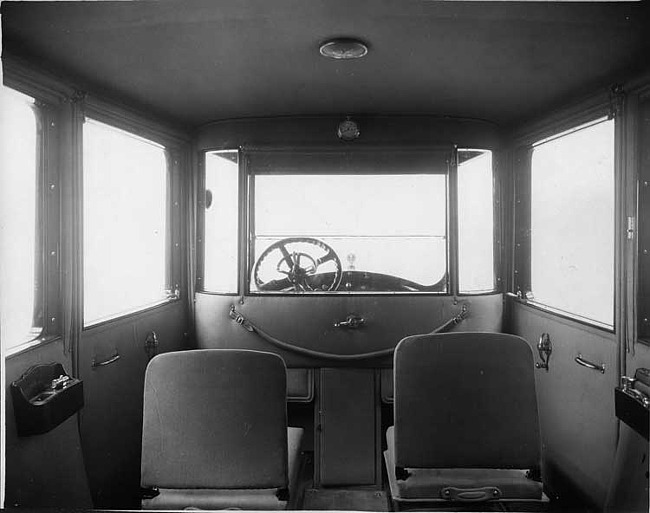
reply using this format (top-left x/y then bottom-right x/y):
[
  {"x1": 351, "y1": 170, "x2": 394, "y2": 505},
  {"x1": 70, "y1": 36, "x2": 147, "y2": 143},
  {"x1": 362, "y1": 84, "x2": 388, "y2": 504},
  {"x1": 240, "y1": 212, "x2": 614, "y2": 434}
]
[
  {"x1": 507, "y1": 293, "x2": 615, "y2": 334},
  {"x1": 83, "y1": 296, "x2": 180, "y2": 331},
  {"x1": 4, "y1": 334, "x2": 62, "y2": 360}
]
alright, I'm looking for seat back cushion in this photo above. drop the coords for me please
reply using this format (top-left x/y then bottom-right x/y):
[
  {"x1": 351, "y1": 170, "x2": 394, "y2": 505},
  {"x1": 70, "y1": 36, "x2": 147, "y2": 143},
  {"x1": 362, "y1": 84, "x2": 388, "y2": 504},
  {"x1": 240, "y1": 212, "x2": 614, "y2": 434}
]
[
  {"x1": 394, "y1": 332, "x2": 540, "y2": 470},
  {"x1": 141, "y1": 349, "x2": 288, "y2": 489}
]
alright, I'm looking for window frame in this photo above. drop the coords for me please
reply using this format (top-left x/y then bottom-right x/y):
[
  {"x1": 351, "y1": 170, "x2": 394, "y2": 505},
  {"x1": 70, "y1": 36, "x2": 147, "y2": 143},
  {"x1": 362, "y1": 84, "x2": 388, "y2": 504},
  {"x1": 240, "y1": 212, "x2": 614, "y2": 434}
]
[
  {"x1": 1, "y1": 83, "x2": 62, "y2": 356},
  {"x1": 81, "y1": 107, "x2": 183, "y2": 329},
  {"x1": 638, "y1": 94, "x2": 650, "y2": 343},
  {"x1": 512, "y1": 110, "x2": 617, "y2": 332},
  {"x1": 197, "y1": 146, "x2": 501, "y2": 298}
]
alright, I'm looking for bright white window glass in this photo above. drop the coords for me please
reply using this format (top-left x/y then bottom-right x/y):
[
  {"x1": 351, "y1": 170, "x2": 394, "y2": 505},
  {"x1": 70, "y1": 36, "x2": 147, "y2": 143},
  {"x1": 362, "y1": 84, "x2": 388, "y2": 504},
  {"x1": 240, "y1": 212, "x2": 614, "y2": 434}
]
[
  {"x1": 458, "y1": 150, "x2": 495, "y2": 293},
  {"x1": 531, "y1": 118, "x2": 615, "y2": 326},
  {"x1": 0, "y1": 86, "x2": 39, "y2": 349},
  {"x1": 203, "y1": 151, "x2": 239, "y2": 293},
  {"x1": 83, "y1": 119, "x2": 168, "y2": 325},
  {"x1": 253, "y1": 174, "x2": 447, "y2": 292}
]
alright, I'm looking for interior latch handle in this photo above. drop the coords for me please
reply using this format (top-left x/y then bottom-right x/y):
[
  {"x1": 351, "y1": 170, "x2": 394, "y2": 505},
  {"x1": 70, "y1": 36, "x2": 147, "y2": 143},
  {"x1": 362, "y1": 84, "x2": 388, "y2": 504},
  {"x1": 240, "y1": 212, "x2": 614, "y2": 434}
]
[
  {"x1": 334, "y1": 314, "x2": 365, "y2": 329},
  {"x1": 535, "y1": 333, "x2": 552, "y2": 371}
]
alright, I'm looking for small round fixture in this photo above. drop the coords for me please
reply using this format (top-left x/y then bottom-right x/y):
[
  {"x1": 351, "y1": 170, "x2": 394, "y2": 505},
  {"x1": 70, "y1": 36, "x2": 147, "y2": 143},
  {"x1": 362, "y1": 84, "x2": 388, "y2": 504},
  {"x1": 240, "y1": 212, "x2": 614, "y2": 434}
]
[
  {"x1": 337, "y1": 118, "x2": 360, "y2": 141},
  {"x1": 320, "y1": 39, "x2": 368, "y2": 60}
]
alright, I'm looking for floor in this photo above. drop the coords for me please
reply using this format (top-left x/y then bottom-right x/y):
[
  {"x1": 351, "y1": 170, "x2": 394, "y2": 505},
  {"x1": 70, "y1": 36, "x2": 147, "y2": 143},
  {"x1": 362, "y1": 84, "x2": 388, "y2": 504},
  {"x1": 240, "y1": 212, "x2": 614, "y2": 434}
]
[{"x1": 293, "y1": 452, "x2": 596, "y2": 513}]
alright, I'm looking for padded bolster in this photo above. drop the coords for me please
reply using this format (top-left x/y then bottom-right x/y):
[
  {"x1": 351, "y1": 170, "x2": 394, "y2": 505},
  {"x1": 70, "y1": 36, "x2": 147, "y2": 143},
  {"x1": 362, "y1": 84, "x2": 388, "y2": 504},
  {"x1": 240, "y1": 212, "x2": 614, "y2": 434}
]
[
  {"x1": 141, "y1": 488, "x2": 287, "y2": 510},
  {"x1": 141, "y1": 350, "x2": 289, "y2": 489},
  {"x1": 394, "y1": 333, "x2": 541, "y2": 470},
  {"x1": 385, "y1": 428, "x2": 542, "y2": 501},
  {"x1": 287, "y1": 369, "x2": 314, "y2": 402}
]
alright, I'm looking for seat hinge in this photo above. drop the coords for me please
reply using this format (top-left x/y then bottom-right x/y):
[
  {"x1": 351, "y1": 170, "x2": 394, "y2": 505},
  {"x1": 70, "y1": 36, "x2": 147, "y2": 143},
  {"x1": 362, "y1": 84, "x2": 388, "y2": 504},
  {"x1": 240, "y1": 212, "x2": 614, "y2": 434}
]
[{"x1": 140, "y1": 486, "x2": 160, "y2": 500}]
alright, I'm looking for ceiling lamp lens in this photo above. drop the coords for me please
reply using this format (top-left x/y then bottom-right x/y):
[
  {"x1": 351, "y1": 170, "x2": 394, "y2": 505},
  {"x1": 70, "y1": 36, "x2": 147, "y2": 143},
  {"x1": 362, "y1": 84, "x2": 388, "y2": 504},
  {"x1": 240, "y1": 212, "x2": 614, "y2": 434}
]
[{"x1": 319, "y1": 39, "x2": 368, "y2": 60}]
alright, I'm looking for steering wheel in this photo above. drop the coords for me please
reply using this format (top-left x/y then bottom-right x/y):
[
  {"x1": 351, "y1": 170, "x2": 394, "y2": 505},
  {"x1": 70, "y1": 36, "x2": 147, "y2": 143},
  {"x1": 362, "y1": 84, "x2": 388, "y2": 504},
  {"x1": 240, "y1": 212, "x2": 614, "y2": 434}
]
[{"x1": 253, "y1": 237, "x2": 343, "y2": 292}]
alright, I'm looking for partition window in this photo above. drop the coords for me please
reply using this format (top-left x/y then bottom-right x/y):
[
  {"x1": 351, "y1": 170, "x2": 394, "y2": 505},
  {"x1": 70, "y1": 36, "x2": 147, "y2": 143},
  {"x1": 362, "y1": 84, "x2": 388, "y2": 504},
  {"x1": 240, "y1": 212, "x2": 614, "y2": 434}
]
[
  {"x1": 0, "y1": 86, "x2": 42, "y2": 350},
  {"x1": 458, "y1": 149, "x2": 495, "y2": 293},
  {"x1": 202, "y1": 150, "x2": 239, "y2": 293},
  {"x1": 247, "y1": 150, "x2": 449, "y2": 294},
  {"x1": 528, "y1": 117, "x2": 615, "y2": 327},
  {"x1": 83, "y1": 119, "x2": 169, "y2": 325}
]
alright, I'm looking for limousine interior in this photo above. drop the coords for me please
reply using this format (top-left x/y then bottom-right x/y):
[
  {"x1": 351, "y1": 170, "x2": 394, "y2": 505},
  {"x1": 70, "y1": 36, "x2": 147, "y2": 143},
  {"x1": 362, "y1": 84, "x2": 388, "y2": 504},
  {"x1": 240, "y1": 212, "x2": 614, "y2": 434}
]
[{"x1": 1, "y1": 1, "x2": 650, "y2": 512}]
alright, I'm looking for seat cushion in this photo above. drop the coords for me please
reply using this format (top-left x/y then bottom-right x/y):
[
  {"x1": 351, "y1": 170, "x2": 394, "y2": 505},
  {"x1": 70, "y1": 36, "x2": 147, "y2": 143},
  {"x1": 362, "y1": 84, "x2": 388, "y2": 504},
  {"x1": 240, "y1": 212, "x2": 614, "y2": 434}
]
[
  {"x1": 385, "y1": 426, "x2": 543, "y2": 502},
  {"x1": 141, "y1": 487, "x2": 287, "y2": 510},
  {"x1": 143, "y1": 427, "x2": 304, "y2": 510}
]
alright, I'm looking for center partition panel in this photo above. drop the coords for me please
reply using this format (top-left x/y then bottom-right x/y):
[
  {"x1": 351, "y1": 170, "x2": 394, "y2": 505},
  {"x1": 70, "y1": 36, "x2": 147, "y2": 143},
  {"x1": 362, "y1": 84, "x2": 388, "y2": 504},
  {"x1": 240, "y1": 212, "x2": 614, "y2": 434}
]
[{"x1": 194, "y1": 115, "x2": 504, "y2": 485}]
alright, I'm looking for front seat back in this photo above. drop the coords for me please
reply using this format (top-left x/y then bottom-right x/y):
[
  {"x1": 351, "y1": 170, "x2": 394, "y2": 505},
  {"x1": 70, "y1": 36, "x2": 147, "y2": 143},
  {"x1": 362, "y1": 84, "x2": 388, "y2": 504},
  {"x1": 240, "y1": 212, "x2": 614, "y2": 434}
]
[
  {"x1": 394, "y1": 332, "x2": 541, "y2": 472},
  {"x1": 141, "y1": 349, "x2": 292, "y2": 508}
]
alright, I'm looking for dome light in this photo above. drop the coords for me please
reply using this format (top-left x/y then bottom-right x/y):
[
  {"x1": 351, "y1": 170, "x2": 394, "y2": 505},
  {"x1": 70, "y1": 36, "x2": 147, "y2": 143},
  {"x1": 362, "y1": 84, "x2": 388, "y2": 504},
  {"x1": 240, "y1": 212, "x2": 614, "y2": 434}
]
[{"x1": 319, "y1": 39, "x2": 369, "y2": 60}]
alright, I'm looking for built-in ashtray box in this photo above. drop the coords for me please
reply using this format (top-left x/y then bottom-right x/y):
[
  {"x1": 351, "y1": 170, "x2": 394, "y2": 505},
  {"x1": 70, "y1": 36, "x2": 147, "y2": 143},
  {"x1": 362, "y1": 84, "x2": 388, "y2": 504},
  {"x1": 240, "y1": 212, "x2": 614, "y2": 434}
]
[{"x1": 11, "y1": 362, "x2": 84, "y2": 437}]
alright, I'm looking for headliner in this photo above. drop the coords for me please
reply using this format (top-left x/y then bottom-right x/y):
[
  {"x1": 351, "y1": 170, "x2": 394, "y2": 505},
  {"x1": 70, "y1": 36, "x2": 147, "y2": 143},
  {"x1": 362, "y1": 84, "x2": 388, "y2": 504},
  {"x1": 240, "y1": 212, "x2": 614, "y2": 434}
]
[{"x1": 2, "y1": 1, "x2": 649, "y2": 130}]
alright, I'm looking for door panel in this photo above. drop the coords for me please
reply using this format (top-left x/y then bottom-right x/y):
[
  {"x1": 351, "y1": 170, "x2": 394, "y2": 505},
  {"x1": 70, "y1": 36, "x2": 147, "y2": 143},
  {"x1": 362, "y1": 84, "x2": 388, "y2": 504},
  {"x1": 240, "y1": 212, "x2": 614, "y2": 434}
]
[
  {"x1": 4, "y1": 339, "x2": 92, "y2": 508},
  {"x1": 508, "y1": 300, "x2": 618, "y2": 508},
  {"x1": 78, "y1": 301, "x2": 188, "y2": 508},
  {"x1": 318, "y1": 368, "x2": 377, "y2": 486}
]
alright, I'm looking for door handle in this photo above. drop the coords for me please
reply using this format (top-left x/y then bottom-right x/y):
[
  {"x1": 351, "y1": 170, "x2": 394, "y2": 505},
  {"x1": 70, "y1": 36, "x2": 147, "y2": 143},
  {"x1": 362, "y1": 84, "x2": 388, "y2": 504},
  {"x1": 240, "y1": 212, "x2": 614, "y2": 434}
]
[
  {"x1": 92, "y1": 351, "x2": 121, "y2": 369},
  {"x1": 575, "y1": 354, "x2": 605, "y2": 374}
]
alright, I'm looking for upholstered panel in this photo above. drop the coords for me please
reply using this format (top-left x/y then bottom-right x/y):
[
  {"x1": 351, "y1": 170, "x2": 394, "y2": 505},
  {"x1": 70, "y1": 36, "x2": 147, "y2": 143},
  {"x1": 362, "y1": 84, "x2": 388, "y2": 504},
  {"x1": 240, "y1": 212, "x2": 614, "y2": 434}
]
[
  {"x1": 385, "y1": 427, "x2": 543, "y2": 501},
  {"x1": 141, "y1": 349, "x2": 288, "y2": 489},
  {"x1": 394, "y1": 332, "x2": 540, "y2": 470},
  {"x1": 380, "y1": 368, "x2": 394, "y2": 403}
]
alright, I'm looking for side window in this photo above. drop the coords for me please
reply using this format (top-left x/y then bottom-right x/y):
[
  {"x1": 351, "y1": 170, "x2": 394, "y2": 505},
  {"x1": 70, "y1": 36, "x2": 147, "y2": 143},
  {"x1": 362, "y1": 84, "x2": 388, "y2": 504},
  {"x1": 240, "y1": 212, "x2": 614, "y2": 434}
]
[
  {"x1": 0, "y1": 85, "x2": 51, "y2": 352},
  {"x1": 521, "y1": 117, "x2": 615, "y2": 327},
  {"x1": 83, "y1": 118, "x2": 170, "y2": 325}
]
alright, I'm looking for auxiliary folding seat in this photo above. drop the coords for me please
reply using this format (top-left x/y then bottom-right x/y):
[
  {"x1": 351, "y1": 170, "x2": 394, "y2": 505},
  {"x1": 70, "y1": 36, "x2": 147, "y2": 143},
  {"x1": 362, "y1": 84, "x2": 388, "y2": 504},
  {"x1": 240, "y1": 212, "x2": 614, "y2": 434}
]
[
  {"x1": 140, "y1": 349, "x2": 304, "y2": 510},
  {"x1": 385, "y1": 332, "x2": 546, "y2": 510}
]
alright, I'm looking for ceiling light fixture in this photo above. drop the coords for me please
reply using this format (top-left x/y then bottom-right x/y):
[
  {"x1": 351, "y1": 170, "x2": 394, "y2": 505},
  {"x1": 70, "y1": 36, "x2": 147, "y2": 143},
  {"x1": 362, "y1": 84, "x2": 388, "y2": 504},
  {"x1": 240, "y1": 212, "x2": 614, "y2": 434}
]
[{"x1": 319, "y1": 38, "x2": 369, "y2": 60}]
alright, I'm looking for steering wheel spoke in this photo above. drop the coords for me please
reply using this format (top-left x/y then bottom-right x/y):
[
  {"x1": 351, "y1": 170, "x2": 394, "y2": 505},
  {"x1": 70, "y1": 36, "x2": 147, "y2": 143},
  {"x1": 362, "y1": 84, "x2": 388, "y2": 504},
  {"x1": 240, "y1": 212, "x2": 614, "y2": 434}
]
[{"x1": 253, "y1": 237, "x2": 342, "y2": 292}]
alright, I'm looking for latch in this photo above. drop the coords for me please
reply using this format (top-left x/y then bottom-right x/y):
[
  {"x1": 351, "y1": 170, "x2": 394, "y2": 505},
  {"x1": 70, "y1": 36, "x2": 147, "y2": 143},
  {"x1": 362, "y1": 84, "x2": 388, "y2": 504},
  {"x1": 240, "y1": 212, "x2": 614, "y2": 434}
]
[
  {"x1": 334, "y1": 314, "x2": 366, "y2": 329},
  {"x1": 627, "y1": 216, "x2": 635, "y2": 240},
  {"x1": 535, "y1": 333, "x2": 552, "y2": 371},
  {"x1": 145, "y1": 331, "x2": 159, "y2": 361}
]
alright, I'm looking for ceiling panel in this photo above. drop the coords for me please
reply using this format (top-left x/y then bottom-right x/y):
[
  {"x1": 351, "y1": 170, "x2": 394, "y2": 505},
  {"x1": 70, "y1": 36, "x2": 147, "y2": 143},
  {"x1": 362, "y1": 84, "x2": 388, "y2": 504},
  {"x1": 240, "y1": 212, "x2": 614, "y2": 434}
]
[{"x1": 2, "y1": 1, "x2": 649, "y2": 129}]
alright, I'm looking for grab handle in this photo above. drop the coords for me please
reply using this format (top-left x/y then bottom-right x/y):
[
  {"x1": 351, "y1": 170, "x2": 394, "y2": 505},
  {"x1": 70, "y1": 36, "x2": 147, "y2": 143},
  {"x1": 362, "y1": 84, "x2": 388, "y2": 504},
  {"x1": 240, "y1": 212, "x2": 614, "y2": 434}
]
[{"x1": 575, "y1": 354, "x2": 605, "y2": 374}]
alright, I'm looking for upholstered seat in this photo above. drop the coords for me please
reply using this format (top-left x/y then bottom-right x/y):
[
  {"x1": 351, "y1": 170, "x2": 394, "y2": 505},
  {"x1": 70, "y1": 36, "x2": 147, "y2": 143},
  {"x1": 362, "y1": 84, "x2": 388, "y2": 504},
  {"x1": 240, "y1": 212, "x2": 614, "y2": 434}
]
[
  {"x1": 385, "y1": 332, "x2": 546, "y2": 510},
  {"x1": 141, "y1": 349, "x2": 303, "y2": 510}
]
